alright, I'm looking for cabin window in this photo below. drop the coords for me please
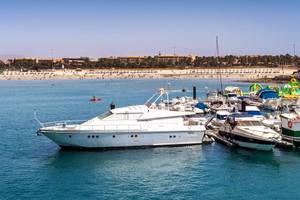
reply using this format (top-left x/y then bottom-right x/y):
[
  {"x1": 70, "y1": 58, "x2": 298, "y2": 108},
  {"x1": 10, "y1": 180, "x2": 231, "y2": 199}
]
[
  {"x1": 92, "y1": 135, "x2": 95, "y2": 138},
  {"x1": 69, "y1": 135, "x2": 72, "y2": 138},
  {"x1": 96, "y1": 135, "x2": 99, "y2": 138},
  {"x1": 88, "y1": 135, "x2": 90, "y2": 138},
  {"x1": 112, "y1": 135, "x2": 115, "y2": 138},
  {"x1": 135, "y1": 135, "x2": 138, "y2": 138}
]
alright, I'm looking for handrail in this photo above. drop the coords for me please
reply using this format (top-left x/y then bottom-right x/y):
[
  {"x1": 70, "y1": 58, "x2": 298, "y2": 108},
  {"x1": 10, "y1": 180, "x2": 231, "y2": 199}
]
[
  {"x1": 41, "y1": 121, "x2": 195, "y2": 132},
  {"x1": 34, "y1": 111, "x2": 44, "y2": 127},
  {"x1": 41, "y1": 119, "x2": 86, "y2": 127}
]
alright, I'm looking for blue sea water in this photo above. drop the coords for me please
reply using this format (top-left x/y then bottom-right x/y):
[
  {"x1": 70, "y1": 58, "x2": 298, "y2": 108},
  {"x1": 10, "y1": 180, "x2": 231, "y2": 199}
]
[{"x1": 1, "y1": 78, "x2": 300, "y2": 200}]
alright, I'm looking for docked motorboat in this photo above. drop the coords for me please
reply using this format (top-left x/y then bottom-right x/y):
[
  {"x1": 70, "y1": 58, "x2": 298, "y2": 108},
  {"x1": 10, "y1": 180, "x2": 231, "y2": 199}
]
[
  {"x1": 224, "y1": 86, "x2": 244, "y2": 103},
  {"x1": 219, "y1": 116, "x2": 281, "y2": 151},
  {"x1": 210, "y1": 110, "x2": 231, "y2": 128},
  {"x1": 210, "y1": 102, "x2": 263, "y2": 129},
  {"x1": 167, "y1": 96, "x2": 199, "y2": 113},
  {"x1": 36, "y1": 88, "x2": 206, "y2": 149},
  {"x1": 250, "y1": 88, "x2": 280, "y2": 111},
  {"x1": 280, "y1": 109, "x2": 300, "y2": 148},
  {"x1": 208, "y1": 98, "x2": 234, "y2": 113}
]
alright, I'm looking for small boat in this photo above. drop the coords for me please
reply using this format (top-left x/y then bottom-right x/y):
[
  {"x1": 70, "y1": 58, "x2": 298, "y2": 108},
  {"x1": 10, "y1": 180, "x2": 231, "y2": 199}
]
[
  {"x1": 90, "y1": 96, "x2": 101, "y2": 102},
  {"x1": 210, "y1": 104, "x2": 263, "y2": 129},
  {"x1": 280, "y1": 110, "x2": 300, "y2": 148},
  {"x1": 210, "y1": 110, "x2": 231, "y2": 128},
  {"x1": 224, "y1": 86, "x2": 244, "y2": 102},
  {"x1": 250, "y1": 88, "x2": 280, "y2": 111},
  {"x1": 207, "y1": 94, "x2": 234, "y2": 113},
  {"x1": 219, "y1": 116, "x2": 281, "y2": 151}
]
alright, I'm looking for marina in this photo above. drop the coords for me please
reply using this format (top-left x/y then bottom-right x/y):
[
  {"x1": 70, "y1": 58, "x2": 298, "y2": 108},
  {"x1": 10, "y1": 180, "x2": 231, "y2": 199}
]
[
  {"x1": 2, "y1": 78, "x2": 300, "y2": 199},
  {"x1": 34, "y1": 76, "x2": 300, "y2": 151},
  {"x1": 2, "y1": 0, "x2": 300, "y2": 199}
]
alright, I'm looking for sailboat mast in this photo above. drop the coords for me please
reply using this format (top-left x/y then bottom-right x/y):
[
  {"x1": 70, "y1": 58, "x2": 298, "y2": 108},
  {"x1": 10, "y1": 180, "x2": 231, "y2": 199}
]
[{"x1": 216, "y1": 36, "x2": 223, "y2": 92}]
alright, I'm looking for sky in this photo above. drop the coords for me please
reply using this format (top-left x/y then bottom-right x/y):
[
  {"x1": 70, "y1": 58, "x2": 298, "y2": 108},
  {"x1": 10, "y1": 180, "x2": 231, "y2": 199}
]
[{"x1": 0, "y1": 0, "x2": 299, "y2": 58}]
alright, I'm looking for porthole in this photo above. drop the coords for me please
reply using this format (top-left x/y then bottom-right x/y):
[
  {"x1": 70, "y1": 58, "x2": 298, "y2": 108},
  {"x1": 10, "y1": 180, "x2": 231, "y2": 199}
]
[
  {"x1": 112, "y1": 135, "x2": 115, "y2": 138},
  {"x1": 131, "y1": 135, "x2": 134, "y2": 138},
  {"x1": 96, "y1": 135, "x2": 99, "y2": 138},
  {"x1": 88, "y1": 135, "x2": 90, "y2": 138},
  {"x1": 69, "y1": 135, "x2": 72, "y2": 138},
  {"x1": 135, "y1": 135, "x2": 138, "y2": 138},
  {"x1": 173, "y1": 135, "x2": 176, "y2": 138},
  {"x1": 169, "y1": 135, "x2": 172, "y2": 138},
  {"x1": 92, "y1": 135, "x2": 95, "y2": 138}
]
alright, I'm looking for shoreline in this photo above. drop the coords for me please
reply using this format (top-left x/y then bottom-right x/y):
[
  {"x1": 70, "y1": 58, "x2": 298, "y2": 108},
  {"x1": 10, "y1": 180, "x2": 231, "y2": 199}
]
[{"x1": 0, "y1": 67, "x2": 296, "y2": 81}]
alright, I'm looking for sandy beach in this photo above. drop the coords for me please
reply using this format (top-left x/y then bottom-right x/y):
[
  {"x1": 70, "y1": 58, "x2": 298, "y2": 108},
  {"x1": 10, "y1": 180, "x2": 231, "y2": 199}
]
[{"x1": 0, "y1": 67, "x2": 296, "y2": 81}]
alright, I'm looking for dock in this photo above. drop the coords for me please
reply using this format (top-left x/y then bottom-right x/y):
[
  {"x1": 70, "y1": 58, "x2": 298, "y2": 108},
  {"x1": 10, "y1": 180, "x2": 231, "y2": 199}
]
[
  {"x1": 202, "y1": 133, "x2": 215, "y2": 144},
  {"x1": 205, "y1": 130, "x2": 235, "y2": 147}
]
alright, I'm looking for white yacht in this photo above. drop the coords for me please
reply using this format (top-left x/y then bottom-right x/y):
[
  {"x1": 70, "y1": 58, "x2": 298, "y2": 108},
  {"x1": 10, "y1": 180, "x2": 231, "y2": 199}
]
[{"x1": 37, "y1": 89, "x2": 206, "y2": 149}]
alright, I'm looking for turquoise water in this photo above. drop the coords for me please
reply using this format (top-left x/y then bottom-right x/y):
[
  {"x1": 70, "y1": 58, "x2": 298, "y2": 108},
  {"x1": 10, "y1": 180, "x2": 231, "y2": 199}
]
[{"x1": 1, "y1": 79, "x2": 300, "y2": 199}]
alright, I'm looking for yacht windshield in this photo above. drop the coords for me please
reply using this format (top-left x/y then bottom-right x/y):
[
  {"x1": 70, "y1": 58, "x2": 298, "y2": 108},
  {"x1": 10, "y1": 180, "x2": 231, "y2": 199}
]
[
  {"x1": 237, "y1": 121, "x2": 263, "y2": 126},
  {"x1": 97, "y1": 111, "x2": 113, "y2": 120}
]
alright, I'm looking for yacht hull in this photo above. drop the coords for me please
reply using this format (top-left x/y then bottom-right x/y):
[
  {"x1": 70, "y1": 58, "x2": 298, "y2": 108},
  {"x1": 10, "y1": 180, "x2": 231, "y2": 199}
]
[
  {"x1": 41, "y1": 130, "x2": 205, "y2": 149},
  {"x1": 219, "y1": 130, "x2": 277, "y2": 151}
]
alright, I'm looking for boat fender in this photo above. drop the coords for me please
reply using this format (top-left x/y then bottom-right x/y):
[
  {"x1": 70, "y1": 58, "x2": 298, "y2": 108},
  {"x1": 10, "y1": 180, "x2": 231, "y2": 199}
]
[{"x1": 288, "y1": 121, "x2": 293, "y2": 128}]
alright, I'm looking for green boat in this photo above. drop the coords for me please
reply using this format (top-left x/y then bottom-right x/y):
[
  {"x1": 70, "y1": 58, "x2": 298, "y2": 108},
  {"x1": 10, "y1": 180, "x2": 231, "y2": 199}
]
[{"x1": 281, "y1": 112, "x2": 300, "y2": 148}]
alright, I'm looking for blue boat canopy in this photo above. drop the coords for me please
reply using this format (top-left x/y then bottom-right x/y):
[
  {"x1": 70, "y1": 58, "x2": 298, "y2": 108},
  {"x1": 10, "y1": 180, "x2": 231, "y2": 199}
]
[
  {"x1": 195, "y1": 102, "x2": 208, "y2": 110},
  {"x1": 257, "y1": 89, "x2": 279, "y2": 99}
]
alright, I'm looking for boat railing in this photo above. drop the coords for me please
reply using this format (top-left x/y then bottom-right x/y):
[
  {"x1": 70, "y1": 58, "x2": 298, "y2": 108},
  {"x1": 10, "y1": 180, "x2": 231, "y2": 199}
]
[
  {"x1": 34, "y1": 111, "x2": 86, "y2": 127},
  {"x1": 42, "y1": 121, "x2": 189, "y2": 132},
  {"x1": 41, "y1": 120, "x2": 86, "y2": 127},
  {"x1": 77, "y1": 122, "x2": 189, "y2": 132}
]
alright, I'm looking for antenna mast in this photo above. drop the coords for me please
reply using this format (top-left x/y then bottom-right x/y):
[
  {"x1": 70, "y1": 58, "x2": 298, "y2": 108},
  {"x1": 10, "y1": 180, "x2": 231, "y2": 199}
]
[
  {"x1": 216, "y1": 36, "x2": 223, "y2": 92},
  {"x1": 293, "y1": 44, "x2": 296, "y2": 67},
  {"x1": 293, "y1": 44, "x2": 296, "y2": 56}
]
